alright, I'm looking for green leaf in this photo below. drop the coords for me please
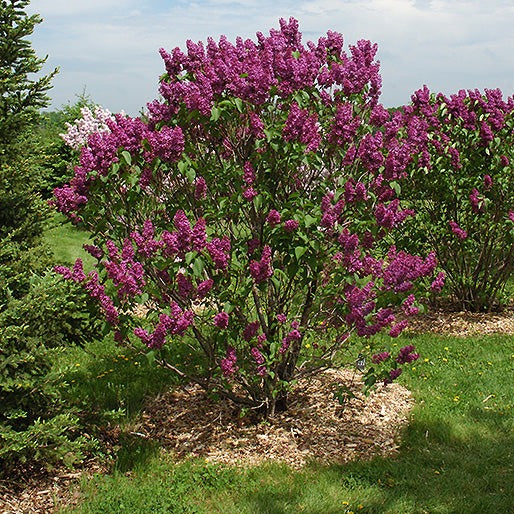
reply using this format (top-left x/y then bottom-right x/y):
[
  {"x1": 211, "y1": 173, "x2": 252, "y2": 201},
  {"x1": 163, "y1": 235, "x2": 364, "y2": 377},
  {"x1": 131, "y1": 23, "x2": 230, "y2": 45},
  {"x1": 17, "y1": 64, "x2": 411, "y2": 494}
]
[
  {"x1": 193, "y1": 257, "x2": 204, "y2": 277},
  {"x1": 304, "y1": 214, "x2": 317, "y2": 228},
  {"x1": 223, "y1": 301, "x2": 234, "y2": 314},
  {"x1": 121, "y1": 150, "x2": 132, "y2": 166},
  {"x1": 185, "y1": 167, "x2": 196, "y2": 183},
  {"x1": 234, "y1": 97, "x2": 243, "y2": 113},
  {"x1": 295, "y1": 246, "x2": 307, "y2": 260},
  {"x1": 146, "y1": 351, "x2": 156, "y2": 365},
  {"x1": 210, "y1": 106, "x2": 221, "y2": 122}
]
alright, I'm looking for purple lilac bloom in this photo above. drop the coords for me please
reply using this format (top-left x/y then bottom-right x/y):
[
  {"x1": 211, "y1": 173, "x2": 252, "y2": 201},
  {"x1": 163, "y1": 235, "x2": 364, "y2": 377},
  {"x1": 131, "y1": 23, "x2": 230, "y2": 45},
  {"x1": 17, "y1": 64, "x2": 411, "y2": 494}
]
[
  {"x1": 371, "y1": 351, "x2": 390, "y2": 364},
  {"x1": 197, "y1": 279, "x2": 214, "y2": 298},
  {"x1": 249, "y1": 245, "x2": 273, "y2": 283},
  {"x1": 83, "y1": 244, "x2": 103, "y2": 259},
  {"x1": 243, "y1": 161, "x2": 256, "y2": 185},
  {"x1": 389, "y1": 319, "x2": 408, "y2": 338},
  {"x1": 243, "y1": 321, "x2": 260, "y2": 341},
  {"x1": 431, "y1": 271, "x2": 446, "y2": 293},
  {"x1": 192, "y1": 218, "x2": 207, "y2": 251},
  {"x1": 469, "y1": 188, "x2": 483, "y2": 213},
  {"x1": 396, "y1": 345, "x2": 420, "y2": 364},
  {"x1": 220, "y1": 346, "x2": 238, "y2": 377},
  {"x1": 266, "y1": 209, "x2": 281, "y2": 226},
  {"x1": 242, "y1": 186, "x2": 258, "y2": 201},
  {"x1": 214, "y1": 311, "x2": 229, "y2": 329},
  {"x1": 251, "y1": 347, "x2": 265, "y2": 364},
  {"x1": 385, "y1": 368, "x2": 402, "y2": 384},
  {"x1": 449, "y1": 220, "x2": 467, "y2": 240},
  {"x1": 194, "y1": 176, "x2": 207, "y2": 200},
  {"x1": 283, "y1": 219, "x2": 299, "y2": 232}
]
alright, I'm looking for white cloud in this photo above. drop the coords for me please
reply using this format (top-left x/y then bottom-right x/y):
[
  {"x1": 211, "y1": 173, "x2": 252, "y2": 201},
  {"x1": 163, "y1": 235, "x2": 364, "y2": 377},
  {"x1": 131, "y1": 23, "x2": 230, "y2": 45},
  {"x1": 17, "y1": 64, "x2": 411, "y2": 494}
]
[{"x1": 28, "y1": 0, "x2": 514, "y2": 114}]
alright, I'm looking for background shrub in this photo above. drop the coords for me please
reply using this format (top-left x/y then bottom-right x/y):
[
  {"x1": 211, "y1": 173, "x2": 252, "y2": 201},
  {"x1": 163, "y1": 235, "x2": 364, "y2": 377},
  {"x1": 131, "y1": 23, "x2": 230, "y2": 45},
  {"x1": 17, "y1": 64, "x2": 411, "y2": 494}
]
[
  {"x1": 399, "y1": 87, "x2": 514, "y2": 311},
  {"x1": 0, "y1": 273, "x2": 102, "y2": 470}
]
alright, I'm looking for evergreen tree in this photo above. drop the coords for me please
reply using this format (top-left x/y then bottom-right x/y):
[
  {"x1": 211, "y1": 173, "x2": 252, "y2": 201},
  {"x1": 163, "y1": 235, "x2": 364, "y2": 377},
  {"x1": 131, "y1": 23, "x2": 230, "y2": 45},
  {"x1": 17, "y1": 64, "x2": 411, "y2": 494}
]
[
  {"x1": 0, "y1": 0, "x2": 58, "y2": 160},
  {"x1": 0, "y1": 0, "x2": 57, "y2": 303}
]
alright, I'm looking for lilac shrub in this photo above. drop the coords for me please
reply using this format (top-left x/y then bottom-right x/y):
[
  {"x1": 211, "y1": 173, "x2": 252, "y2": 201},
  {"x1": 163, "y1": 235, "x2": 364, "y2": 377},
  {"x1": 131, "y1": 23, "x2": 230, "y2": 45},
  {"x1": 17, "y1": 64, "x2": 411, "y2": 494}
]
[
  {"x1": 400, "y1": 87, "x2": 514, "y2": 311},
  {"x1": 53, "y1": 19, "x2": 437, "y2": 416}
]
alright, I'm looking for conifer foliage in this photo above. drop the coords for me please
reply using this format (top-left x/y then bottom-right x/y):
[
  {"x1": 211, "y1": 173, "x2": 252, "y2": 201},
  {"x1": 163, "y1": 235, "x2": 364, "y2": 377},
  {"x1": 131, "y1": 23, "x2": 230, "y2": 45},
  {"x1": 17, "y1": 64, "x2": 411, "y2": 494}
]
[{"x1": 0, "y1": 0, "x2": 57, "y2": 158}]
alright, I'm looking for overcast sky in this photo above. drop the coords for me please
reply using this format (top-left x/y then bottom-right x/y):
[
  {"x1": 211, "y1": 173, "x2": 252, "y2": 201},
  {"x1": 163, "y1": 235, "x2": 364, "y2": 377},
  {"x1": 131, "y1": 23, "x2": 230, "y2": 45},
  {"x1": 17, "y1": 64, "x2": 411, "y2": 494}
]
[{"x1": 28, "y1": 0, "x2": 514, "y2": 116}]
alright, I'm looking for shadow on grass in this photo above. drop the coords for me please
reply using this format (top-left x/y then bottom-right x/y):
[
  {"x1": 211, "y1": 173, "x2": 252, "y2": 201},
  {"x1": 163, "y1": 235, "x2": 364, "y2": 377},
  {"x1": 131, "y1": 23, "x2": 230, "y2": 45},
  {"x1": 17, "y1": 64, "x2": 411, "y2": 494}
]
[
  {"x1": 331, "y1": 414, "x2": 514, "y2": 514},
  {"x1": 227, "y1": 406, "x2": 513, "y2": 513},
  {"x1": 114, "y1": 434, "x2": 161, "y2": 473}
]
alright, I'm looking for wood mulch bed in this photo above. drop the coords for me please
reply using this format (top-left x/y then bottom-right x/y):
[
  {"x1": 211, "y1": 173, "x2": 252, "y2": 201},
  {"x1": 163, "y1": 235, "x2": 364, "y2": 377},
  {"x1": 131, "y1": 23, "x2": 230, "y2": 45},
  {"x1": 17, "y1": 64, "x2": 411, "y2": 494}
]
[
  {"x1": 139, "y1": 368, "x2": 413, "y2": 469},
  {"x1": 404, "y1": 306, "x2": 514, "y2": 336},
  {"x1": 1, "y1": 307, "x2": 513, "y2": 513}
]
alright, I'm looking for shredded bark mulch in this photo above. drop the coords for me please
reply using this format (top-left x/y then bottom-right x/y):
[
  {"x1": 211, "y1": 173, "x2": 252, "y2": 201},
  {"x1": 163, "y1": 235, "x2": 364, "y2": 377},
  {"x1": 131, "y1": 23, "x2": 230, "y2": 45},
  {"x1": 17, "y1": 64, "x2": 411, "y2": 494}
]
[
  {"x1": 404, "y1": 307, "x2": 514, "y2": 336},
  {"x1": 138, "y1": 368, "x2": 413, "y2": 469}
]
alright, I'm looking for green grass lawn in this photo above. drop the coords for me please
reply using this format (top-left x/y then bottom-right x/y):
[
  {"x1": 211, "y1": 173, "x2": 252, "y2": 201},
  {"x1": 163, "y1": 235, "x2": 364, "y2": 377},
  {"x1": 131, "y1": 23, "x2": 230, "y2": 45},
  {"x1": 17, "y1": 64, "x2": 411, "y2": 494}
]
[
  {"x1": 44, "y1": 213, "x2": 95, "y2": 269},
  {"x1": 54, "y1": 331, "x2": 513, "y2": 514}
]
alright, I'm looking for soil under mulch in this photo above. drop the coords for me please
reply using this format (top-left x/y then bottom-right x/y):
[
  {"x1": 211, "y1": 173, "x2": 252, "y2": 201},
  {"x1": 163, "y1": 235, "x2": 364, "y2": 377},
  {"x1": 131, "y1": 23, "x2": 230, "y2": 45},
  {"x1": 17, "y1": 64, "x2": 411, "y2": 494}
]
[{"x1": 2, "y1": 307, "x2": 513, "y2": 513}]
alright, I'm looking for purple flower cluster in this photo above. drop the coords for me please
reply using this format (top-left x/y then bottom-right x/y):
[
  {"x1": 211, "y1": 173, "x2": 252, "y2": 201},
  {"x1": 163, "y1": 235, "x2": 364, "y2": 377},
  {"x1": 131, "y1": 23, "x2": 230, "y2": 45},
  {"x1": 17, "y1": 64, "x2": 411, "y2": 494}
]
[
  {"x1": 150, "y1": 17, "x2": 381, "y2": 125},
  {"x1": 214, "y1": 311, "x2": 229, "y2": 329},
  {"x1": 220, "y1": 346, "x2": 238, "y2": 377},
  {"x1": 389, "y1": 320, "x2": 409, "y2": 338},
  {"x1": 385, "y1": 368, "x2": 402, "y2": 384},
  {"x1": 266, "y1": 209, "x2": 281, "y2": 226},
  {"x1": 197, "y1": 279, "x2": 214, "y2": 298},
  {"x1": 375, "y1": 199, "x2": 414, "y2": 229},
  {"x1": 280, "y1": 327, "x2": 302, "y2": 353},
  {"x1": 243, "y1": 321, "x2": 260, "y2": 341},
  {"x1": 55, "y1": 262, "x2": 120, "y2": 326},
  {"x1": 329, "y1": 102, "x2": 360, "y2": 145},
  {"x1": 431, "y1": 271, "x2": 446, "y2": 293},
  {"x1": 249, "y1": 245, "x2": 274, "y2": 283},
  {"x1": 133, "y1": 302, "x2": 194, "y2": 349},
  {"x1": 283, "y1": 219, "x2": 299, "y2": 232},
  {"x1": 194, "y1": 177, "x2": 207, "y2": 200},
  {"x1": 251, "y1": 347, "x2": 265, "y2": 364},
  {"x1": 131, "y1": 220, "x2": 163, "y2": 258},
  {"x1": 283, "y1": 102, "x2": 321, "y2": 152},
  {"x1": 243, "y1": 161, "x2": 256, "y2": 185},
  {"x1": 396, "y1": 345, "x2": 420, "y2": 364},
  {"x1": 146, "y1": 125, "x2": 185, "y2": 162},
  {"x1": 469, "y1": 188, "x2": 484, "y2": 214},
  {"x1": 382, "y1": 247, "x2": 437, "y2": 293},
  {"x1": 206, "y1": 236, "x2": 231, "y2": 271},
  {"x1": 371, "y1": 351, "x2": 390, "y2": 364},
  {"x1": 449, "y1": 220, "x2": 467, "y2": 240},
  {"x1": 242, "y1": 186, "x2": 258, "y2": 201},
  {"x1": 103, "y1": 240, "x2": 146, "y2": 300}
]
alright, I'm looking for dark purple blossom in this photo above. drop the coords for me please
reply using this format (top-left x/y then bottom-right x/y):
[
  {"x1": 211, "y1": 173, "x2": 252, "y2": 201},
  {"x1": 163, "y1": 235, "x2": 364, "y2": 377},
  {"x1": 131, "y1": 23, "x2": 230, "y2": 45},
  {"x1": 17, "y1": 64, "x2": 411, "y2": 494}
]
[
  {"x1": 449, "y1": 220, "x2": 467, "y2": 240},
  {"x1": 214, "y1": 311, "x2": 229, "y2": 329},
  {"x1": 371, "y1": 351, "x2": 390, "y2": 364},
  {"x1": 283, "y1": 219, "x2": 299, "y2": 232}
]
